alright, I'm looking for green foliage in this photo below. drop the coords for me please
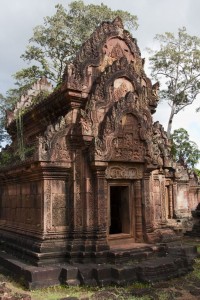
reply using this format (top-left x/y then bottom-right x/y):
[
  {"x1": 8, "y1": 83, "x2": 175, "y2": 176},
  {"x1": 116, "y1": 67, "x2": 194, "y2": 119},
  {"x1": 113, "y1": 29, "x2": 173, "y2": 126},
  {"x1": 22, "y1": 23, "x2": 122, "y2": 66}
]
[
  {"x1": 0, "y1": 142, "x2": 35, "y2": 167},
  {"x1": 0, "y1": 93, "x2": 12, "y2": 144},
  {"x1": 171, "y1": 128, "x2": 200, "y2": 168},
  {"x1": 148, "y1": 27, "x2": 200, "y2": 136},
  {"x1": 14, "y1": 66, "x2": 46, "y2": 92},
  {"x1": 194, "y1": 168, "x2": 200, "y2": 177},
  {"x1": 15, "y1": 0, "x2": 138, "y2": 87},
  {"x1": 0, "y1": 1, "x2": 138, "y2": 149},
  {"x1": 0, "y1": 150, "x2": 13, "y2": 166}
]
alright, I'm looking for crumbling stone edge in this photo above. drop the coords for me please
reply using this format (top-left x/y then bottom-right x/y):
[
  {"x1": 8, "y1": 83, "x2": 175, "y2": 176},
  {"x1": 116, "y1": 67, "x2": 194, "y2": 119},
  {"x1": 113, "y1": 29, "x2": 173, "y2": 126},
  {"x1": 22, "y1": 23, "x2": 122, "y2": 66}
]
[{"x1": 0, "y1": 244, "x2": 197, "y2": 290}]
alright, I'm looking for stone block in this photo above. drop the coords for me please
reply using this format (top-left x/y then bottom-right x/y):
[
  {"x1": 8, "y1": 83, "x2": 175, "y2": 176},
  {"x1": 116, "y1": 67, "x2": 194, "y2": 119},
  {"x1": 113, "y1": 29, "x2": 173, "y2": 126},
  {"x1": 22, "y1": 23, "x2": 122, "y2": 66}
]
[
  {"x1": 111, "y1": 265, "x2": 138, "y2": 285},
  {"x1": 93, "y1": 265, "x2": 111, "y2": 286},
  {"x1": 60, "y1": 266, "x2": 80, "y2": 286},
  {"x1": 137, "y1": 257, "x2": 178, "y2": 282},
  {"x1": 78, "y1": 265, "x2": 97, "y2": 286}
]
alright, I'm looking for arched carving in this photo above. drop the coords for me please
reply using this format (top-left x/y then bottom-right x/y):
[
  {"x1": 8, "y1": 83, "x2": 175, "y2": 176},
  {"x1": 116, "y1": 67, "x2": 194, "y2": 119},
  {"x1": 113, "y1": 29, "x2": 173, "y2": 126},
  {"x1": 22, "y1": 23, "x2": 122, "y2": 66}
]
[
  {"x1": 89, "y1": 92, "x2": 152, "y2": 162},
  {"x1": 113, "y1": 78, "x2": 134, "y2": 101},
  {"x1": 37, "y1": 115, "x2": 72, "y2": 162},
  {"x1": 100, "y1": 37, "x2": 135, "y2": 72},
  {"x1": 62, "y1": 18, "x2": 142, "y2": 93}
]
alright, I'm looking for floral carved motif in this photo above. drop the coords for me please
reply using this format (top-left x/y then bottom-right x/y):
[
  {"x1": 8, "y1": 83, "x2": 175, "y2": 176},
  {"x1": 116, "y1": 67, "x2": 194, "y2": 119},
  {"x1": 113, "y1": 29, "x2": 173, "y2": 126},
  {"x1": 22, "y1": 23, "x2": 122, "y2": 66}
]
[
  {"x1": 105, "y1": 164, "x2": 143, "y2": 179},
  {"x1": 44, "y1": 180, "x2": 52, "y2": 232}
]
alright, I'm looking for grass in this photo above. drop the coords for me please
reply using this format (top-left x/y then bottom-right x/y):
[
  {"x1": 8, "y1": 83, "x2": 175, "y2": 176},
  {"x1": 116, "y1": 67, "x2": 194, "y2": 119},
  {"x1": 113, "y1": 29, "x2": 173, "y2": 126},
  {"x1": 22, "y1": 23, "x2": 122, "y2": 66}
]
[{"x1": 31, "y1": 285, "x2": 93, "y2": 300}]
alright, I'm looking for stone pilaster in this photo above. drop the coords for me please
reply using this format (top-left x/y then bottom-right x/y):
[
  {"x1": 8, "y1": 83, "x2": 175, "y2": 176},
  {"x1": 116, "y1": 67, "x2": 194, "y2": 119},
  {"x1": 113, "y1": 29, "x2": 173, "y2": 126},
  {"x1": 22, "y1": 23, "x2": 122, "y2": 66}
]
[
  {"x1": 91, "y1": 162, "x2": 109, "y2": 251},
  {"x1": 169, "y1": 184, "x2": 173, "y2": 219},
  {"x1": 135, "y1": 179, "x2": 143, "y2": 242},
  {"x1": 142, "y1": 173, "x2": 161, "y2": 243}
]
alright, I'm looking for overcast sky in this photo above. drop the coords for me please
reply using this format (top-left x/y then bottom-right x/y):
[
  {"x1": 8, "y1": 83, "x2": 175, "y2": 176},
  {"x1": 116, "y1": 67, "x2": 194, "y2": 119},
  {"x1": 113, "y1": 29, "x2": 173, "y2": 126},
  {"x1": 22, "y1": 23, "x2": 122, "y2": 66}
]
[{"x1": 1, "y1": 0, "x2": 200, "y2": 166}]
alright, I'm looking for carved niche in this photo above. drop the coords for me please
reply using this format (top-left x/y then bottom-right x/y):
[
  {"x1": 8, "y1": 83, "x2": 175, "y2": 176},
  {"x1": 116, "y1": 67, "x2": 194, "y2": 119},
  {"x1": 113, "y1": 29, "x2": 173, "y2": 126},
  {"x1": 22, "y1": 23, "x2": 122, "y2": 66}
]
[
  {"x1": 113, "y1": 78, "x2": 134, "y2": 102},
  {"x1": 91, "y1": 92, "x2": 151, "y2": 162},
  {"x1": 99, "y1": 37, "x2": 135, "y2": 72},
  {"x1": 110, "y1": 113, "x2": 144, "y2": 161}
]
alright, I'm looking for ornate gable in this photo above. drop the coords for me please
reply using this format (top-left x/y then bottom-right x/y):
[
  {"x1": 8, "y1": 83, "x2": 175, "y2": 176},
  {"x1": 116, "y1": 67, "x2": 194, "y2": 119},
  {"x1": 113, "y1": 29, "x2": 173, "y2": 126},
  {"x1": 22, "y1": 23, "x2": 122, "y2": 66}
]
[
  {"x1": 4, "y1": 17, "x2": 165, "y2": 170},
  {"x1": 61, "y1": 17, "x2": 164, "y2": 167},
  {"x1": 62, "y1": 17, "x2": 142, "y2": 93}
]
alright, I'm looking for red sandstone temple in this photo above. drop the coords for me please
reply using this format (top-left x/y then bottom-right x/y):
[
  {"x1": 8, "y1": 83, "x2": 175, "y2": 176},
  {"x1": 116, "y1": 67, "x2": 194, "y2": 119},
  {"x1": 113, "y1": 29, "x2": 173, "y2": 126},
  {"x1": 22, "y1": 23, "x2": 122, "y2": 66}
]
[{"x1": 0, "y1": 18, "x2": 199, "y2": 268}]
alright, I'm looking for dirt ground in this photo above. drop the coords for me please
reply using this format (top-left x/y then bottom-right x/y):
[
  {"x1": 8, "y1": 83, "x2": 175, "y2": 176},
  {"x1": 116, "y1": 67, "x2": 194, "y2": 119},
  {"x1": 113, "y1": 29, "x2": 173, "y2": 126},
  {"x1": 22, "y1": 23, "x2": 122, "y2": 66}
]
[{"x1": 0, "y1": 238, "x2": 200, "y2": 300}]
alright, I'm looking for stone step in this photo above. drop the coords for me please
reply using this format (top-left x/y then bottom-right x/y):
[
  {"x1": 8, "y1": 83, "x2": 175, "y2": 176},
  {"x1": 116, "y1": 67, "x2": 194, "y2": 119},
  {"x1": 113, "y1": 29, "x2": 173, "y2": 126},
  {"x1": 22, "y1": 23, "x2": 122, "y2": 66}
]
[
  {"x1": 76, "y1": 251, "x2": 196, "y2": 286},
  {"x1": 107, "y1": 246, "x2": 161, "y2": 264},
  {"x1": 0, "y1": 244, "x2": 197, "y2": 289}
]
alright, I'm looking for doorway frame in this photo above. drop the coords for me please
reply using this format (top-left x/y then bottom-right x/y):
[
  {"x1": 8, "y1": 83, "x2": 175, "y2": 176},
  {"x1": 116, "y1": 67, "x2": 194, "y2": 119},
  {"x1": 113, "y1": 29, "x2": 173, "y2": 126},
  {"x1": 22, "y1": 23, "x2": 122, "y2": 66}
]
[{"x1": 107, "y1": 181, "x2": 135, "y2": 241}]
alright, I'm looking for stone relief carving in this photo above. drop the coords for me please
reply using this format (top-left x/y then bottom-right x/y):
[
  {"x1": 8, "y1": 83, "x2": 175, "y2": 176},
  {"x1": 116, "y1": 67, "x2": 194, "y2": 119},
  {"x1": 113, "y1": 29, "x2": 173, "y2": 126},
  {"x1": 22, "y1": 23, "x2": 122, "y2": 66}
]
[
  {"x1": 37, "y1": 115, "x2": 71, "y2": 162},
  {"x1": 7, "y1": 77, "x2": 53, "y2": 126},
  {"x1": 74, "y1": 150, "x2": 83, "y2": 227},
  {"x1": 161, "y1": 181, "x2": 166, "y2": 222},
  {"x1": 79, "y1": 109, "x2": 93, "y2": 136},
  {"x1": 86, "y1": 177, "x2": 95, "y2": 227},
  {"x1": 89, "y1": 93, "x2": 151, "y2": 162},
  {"x1": 99, "y1": 38, "x2": 135, "y2": 72},
  {"x1": 44, "y1": 180, "x2": 52, "y2": 232},
  {"x1": 63, "y1": 17, "x2": 142, "y2": 95},
  {"x1": 52, "y1": 194, "x2": 67, "y2": 227},
  {"x1": 113, "y1": 78, "x2": 134, "y2": 102},
  {"x1": 105, "y1": 164, "x2": 143, "y2": 179},
  {"x1": 152, "y1": 121, "x2": 172, "y2": 167}
]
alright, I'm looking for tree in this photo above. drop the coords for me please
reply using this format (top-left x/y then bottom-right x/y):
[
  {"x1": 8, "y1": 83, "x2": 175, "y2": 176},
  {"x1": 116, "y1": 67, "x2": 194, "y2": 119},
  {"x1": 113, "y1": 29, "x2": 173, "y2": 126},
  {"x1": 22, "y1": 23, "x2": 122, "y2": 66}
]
[
  {"x1": 14, "y1": 0, "x2": 138, "y2": 89},
  {"x1": 148, "y1": 27, "x2": 200, "y2": 137},
  {"x1": 0, "y1": 93, "x2": 12, "y2": 145},
  {"x1": 0, "y1": 1, "x2": 138, "y2": 147},
  {"x1": 171, "y1": 128, "x2": 200, "y2": 168}
]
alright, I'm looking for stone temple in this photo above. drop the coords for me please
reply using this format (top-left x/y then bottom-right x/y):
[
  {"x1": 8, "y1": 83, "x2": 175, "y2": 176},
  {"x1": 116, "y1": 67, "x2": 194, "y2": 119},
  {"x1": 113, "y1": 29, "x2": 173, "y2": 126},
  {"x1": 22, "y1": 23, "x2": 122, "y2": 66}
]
[{"x1": 0, "y1": 18, "x2": 199, "y2": 287}]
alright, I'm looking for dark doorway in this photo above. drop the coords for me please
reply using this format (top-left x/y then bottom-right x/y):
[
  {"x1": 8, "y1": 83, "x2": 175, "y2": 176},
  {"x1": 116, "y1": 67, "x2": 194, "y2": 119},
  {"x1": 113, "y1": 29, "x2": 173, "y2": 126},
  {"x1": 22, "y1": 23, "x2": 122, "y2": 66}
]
[{"x1": 109, "y1": 186, "x2": 130, "y2": 234}]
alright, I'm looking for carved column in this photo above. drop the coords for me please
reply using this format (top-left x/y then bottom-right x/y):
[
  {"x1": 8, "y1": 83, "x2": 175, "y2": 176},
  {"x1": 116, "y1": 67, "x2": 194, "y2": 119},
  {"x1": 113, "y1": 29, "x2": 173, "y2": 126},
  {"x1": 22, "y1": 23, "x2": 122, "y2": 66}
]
[
  {"x1": 172, "y1": 182, "x2": 177, "y2": 217},
  {"x1": 198, "y1": 189, "x2": 200, "y2": 204},
  {"x1": 142, "y1": 173, "x2": 154, "y2": 236},
  {"x1": 72, "y1": 150, "x2": 83, "y2": 229},
  {"x1": 134, "y1": 179, "x2": 143, "y2": 242},
  {"x1": 81, "y1": 150, "x2": 95, "y2": 251},
  {"x1": 161, "y1": 180, "x2": 167, "y2": 224},
  {"x1": 66, "y1": 149, "x2": 84, "y2": 256},
  {"x1": 92, "y1": 162, "x2": 109, "y2": 251},
  {"x1": 169, "y1": 184, "x2": 173, "y2": 219}
]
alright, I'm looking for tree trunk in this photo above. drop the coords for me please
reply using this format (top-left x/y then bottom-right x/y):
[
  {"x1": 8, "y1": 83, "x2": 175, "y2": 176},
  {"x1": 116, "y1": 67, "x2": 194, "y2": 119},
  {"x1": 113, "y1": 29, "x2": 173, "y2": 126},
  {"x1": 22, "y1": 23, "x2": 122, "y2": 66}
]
[{"x1": 167, "y1": 105, "x2": 176, "y2": 138}]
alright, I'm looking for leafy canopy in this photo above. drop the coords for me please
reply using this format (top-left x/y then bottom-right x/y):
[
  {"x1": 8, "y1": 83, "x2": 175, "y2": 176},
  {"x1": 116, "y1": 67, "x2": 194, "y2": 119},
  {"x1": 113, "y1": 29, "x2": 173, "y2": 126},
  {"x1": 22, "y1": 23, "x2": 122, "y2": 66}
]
[
  {"x1": 0, "y1": 93, "x2": 12, "y2": 145},
  {"x1": 14, "y1": 0, "x2": 138, "y2": 88},
  {"x1": 149, "y1": 27, "x2": 200, "y2": 137},
  {"x1": 1, "y1": 0, "x2": 138, "y2": 145},
  {"x1": 171, "y1": 128, "x2": 200, "y2": 168}
]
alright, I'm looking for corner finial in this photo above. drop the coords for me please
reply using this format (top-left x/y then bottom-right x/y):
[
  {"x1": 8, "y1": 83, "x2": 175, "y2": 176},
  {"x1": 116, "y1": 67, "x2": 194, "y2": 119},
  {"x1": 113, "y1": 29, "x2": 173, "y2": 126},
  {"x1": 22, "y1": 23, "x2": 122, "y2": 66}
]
[{"x1": 112, "y1": 17, "x2": 124, "y2": 29}]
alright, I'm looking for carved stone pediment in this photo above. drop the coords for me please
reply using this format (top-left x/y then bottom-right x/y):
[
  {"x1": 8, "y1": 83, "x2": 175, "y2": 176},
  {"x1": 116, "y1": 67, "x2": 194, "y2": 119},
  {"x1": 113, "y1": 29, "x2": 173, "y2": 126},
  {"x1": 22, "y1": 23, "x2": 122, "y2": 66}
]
[
  {"x1": 37, "y1": 115, "x2": 72, "y2": 162},
  {"x1": 62, "y1": 17, "x2": 142, "y2": 93},
  {"x1": 89, "y1": 93, "x2": 151, "y2": 162},
  {"x1": 7, "y1": 77, "x2": 53, "y2": 127}
]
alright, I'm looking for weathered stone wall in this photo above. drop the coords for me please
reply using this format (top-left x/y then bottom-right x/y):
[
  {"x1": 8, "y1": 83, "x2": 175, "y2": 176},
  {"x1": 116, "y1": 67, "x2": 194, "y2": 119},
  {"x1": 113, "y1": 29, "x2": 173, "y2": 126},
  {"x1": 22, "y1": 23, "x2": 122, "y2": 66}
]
[
  {"x1": 0, "y1": 162, "x2": 70, "y2": 265},
  {"x1": 0, "y1": 180, "x2": 42, "y2": 231},
  {"x1": 176, "y1": 183, "x2": 190, "y2": 218}
]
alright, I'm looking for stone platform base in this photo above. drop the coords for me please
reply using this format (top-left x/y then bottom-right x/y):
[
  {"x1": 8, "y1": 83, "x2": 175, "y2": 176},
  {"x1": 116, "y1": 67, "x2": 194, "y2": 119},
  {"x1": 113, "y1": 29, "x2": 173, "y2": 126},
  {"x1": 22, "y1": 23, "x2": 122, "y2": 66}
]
[
  {"x1": 0, "y1": 243, "x2": 197, "y2": 289},
  {"x1": 185, "y1": 221, "x2": 200, "y2": 237}
]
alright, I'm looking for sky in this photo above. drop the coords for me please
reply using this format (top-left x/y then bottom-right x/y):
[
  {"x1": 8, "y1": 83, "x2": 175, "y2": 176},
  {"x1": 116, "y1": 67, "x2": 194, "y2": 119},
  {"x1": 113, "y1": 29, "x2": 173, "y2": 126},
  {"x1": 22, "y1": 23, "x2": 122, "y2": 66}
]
[{"x1": 1, "y1": 0, "x2": 200, "y2": 166}]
